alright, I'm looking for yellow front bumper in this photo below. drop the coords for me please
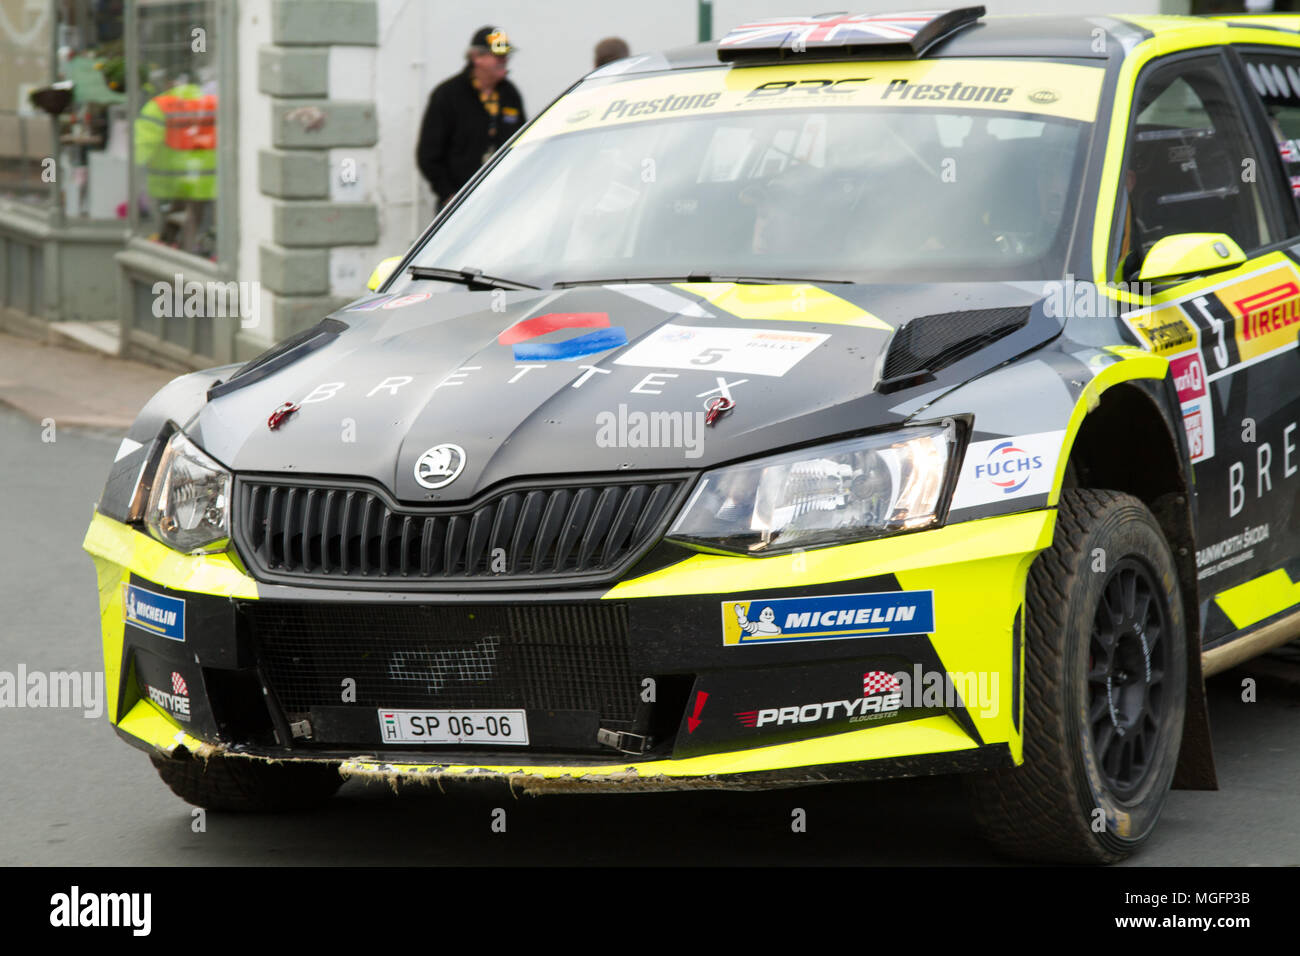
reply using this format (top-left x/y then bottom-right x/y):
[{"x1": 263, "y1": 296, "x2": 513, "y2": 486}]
[{"x1": 85, "y1": 507, "x2": 1055, "y2": 787}]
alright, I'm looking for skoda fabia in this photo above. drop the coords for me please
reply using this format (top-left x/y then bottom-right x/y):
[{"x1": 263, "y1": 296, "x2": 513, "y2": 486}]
[{"x1": 85, "y1": 8, "x2": 1300, "y2": 862}]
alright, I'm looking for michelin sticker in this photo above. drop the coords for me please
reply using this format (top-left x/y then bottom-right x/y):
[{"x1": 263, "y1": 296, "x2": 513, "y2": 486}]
[
  {"x1": 615, "y1": 324, "x2": 827, "y2": 376},
  {"x1": 948, "y1": 429, "x2": 1065, "y2": 511},
  {"x1": 721, "y1": 590, "x2": 935, "y2": 646},
  {"x1": 123, "y1": 584, "x2": 186, "y2": 642}
]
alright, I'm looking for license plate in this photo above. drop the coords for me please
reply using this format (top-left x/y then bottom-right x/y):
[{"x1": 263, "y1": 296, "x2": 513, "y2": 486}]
[{"x1": 377, "y1": 709, "x2": 529, "y2": 746}]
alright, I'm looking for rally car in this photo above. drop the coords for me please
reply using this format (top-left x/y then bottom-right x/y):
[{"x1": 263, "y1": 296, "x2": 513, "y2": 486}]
[{"x1": 84, "y1": 8, "x2": 1300, "y2": 862}]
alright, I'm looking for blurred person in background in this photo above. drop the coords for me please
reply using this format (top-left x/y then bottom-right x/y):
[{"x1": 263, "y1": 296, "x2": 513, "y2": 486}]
[
  {"x1": 594, "y1": 37, "x2": 629, "y2": 68},
  {"x1": 133, "y1": 71, "x2": 217, "y2": 255},
  {"x1": 417, "y1": 26, "x2": 525, "y2": 211}
]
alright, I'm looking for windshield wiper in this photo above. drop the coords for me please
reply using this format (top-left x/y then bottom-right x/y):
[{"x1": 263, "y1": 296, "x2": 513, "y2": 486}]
[
  {"x1": 408, "y1": 265, "x2": 539, "y2": 290},
  {"x1": 552, "y1": 273, "x2": 853, "y2": 288}
]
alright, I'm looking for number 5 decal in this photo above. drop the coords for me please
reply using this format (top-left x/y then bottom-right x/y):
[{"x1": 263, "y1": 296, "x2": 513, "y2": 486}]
[
  {"x1": 691, "y1": 347, "x2": 731, "y2": 365},
  {"x1": 1190, "y1": 295, "x2": 1229, "y2": 370}
]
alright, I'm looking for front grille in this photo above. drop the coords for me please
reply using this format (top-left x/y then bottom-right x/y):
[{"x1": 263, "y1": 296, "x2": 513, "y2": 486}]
[
  {"x1": 234, "y1": 476, "x2": 686, "y2": 588},
  {"x1": 245, "y1": 601, "x2": 638, "y2": 720}
]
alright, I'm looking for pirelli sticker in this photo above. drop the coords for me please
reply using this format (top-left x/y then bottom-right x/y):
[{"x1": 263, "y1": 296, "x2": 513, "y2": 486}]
[
  {"x1": 1219, "y1": 264, "x2": 1300, "y2": 362},
  {"x1": 523, "y1": 60, "x2": 1105, "y2": 143}
]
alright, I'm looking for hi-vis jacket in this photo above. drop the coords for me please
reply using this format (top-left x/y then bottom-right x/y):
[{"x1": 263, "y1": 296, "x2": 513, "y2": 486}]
[{"x1": 134, "y1": 84, "x2": 217, "y2": 201}]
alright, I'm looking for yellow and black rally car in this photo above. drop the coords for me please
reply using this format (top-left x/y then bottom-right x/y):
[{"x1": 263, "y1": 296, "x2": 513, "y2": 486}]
[{"x1": 85, "y1": 8, "x2": 1300, "y2": 862}]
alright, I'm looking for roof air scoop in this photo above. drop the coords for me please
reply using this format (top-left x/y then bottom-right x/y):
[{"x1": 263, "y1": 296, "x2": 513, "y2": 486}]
[{"x1": 716, "y1": 7, "x2": 986, "y2": 62}]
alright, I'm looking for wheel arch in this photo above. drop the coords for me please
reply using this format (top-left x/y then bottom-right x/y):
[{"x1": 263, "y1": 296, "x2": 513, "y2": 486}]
[{"x1": 1060, "y1": 379, "x2": 1217, "y2": 790}]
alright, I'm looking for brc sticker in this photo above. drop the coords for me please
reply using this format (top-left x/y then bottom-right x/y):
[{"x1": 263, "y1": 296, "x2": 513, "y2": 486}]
[
  {"x1": 615, "y1": 323, "x2": 827, "y2": 376},
  {"x1": 948, "y1": 430, "x2": 1065, "y2": 511},
  {"x1": 721, "y1": 590, "x2": 935, "y2": 645},
  {"x1": 523, "y1": 60, "x2": 1106, "y2": 144},
  {"x1": 123, "y1": 584, "x2": 185, "y2": 642}
]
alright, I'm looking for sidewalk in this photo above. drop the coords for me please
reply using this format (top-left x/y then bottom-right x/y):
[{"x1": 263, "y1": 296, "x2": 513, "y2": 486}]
[{"x1": 0, "y1": 332, "x2": 176, "y2": 432}]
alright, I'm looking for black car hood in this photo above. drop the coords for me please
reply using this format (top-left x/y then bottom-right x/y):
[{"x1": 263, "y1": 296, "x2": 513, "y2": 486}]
[{"x1": 191, "y1": 282, "x2": 1057, "y2": 503}]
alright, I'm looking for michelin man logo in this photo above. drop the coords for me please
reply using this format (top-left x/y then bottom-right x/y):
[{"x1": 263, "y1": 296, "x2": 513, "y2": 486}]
[{"x1": 735, "y1": 604, "x2": 782, "y2": 637}]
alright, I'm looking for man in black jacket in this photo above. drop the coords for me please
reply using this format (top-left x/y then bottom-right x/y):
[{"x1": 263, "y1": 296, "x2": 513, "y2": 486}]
[{"x1": 416, "y1": 26, "x2": 526, "y2": 210}]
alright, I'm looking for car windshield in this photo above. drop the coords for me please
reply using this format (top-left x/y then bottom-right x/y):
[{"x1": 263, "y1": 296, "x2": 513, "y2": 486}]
[{"x1": 412, "y1": 60, "x2": 1104, "y2": 286}]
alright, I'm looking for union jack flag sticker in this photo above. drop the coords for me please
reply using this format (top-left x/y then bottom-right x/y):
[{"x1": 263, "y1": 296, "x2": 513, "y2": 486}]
[{"x1": 719, "y1": 11, "x2": 943, "y2": 50}]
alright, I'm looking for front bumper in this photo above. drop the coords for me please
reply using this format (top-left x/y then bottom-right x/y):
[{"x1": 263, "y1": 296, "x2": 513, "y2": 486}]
[{"x1": 83, "y1": 508, "x2": 1054, "y2": 791}]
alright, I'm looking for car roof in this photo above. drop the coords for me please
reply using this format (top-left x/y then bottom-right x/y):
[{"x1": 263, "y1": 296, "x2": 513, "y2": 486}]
[{"x1": 630, "y1": 13, "x2": 1300, "y2": 76}]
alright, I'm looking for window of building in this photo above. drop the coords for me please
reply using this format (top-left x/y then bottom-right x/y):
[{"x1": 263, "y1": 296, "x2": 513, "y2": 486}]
[
  {"x1": 131, "y1": 0, "x2": 219, "y2": 259},
  {"x1": 0, "y1": 0, "x2": 55, "y2": 205}
]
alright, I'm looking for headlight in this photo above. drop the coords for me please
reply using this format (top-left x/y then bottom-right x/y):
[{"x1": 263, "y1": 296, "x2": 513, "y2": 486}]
[
  {"x1": 667, "y1": 422, "x2": 956, "y2": 554},
  {"x1": 144, "y1": 432, "x2": 231, "y2": 554}
]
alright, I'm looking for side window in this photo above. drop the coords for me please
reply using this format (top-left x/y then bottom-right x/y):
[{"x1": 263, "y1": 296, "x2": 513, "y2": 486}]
[
  {"x1": 1112, "y1": 57, "x2": 1273, "y2": 280},
  {"x1": 1239, "y1": 51, "x2": 1300, "y2": 227}
]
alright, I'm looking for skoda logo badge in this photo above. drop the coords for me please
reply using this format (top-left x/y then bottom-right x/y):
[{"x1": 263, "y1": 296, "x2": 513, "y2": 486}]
[{"x1": 414, "y1": 443, "x2": 466, "y2": 489}]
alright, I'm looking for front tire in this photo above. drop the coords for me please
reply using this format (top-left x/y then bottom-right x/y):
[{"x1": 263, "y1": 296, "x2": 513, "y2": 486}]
[
  {"x1": 150, "y1": 752, "x2": 343, "y2": 812},
  {"x1": 965, "y1": 489, "x2": 1187, "y2": 863}
]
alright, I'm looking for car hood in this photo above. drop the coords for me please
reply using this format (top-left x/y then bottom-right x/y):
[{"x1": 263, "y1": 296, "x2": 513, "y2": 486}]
[{"x1": 191, "y1": 281, "x2": 1057, "y2": 503}]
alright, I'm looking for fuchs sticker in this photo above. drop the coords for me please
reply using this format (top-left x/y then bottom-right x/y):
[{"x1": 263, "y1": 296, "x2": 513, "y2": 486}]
[
  {"x1": 721, "y1": 591, "x2": 935, "y2": 645},
  {"x1": 948, "y1": 430, "x2": 1064, "y2": 511},
  {"x1": 734, "y1": 671, "x2": 903, "y2": 728},
  {"x1": 615, "y1": 323, "x2": 827, "y2": 377},
  {"x1": 145, "y1": 672, "x2": 191, "y2": 721},
  {"x1": 123, "y1": 584, "x2": 185, "y2": 642}
]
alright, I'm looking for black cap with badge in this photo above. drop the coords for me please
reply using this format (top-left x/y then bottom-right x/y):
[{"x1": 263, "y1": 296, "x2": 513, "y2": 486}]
[{"x1": 472, "y1": 26, "x2": 514, "y2": 55}]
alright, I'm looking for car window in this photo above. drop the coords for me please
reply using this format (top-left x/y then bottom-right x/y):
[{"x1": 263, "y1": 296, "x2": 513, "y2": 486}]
[
  {"x1": 418, "y1": 104, "x2": 1090, "y2": 285},
  {"x1": 1112, "y1": 56, "x2": 1273, "y2": 280},
  {"x1": 412, "y1": 60, "x2": 1107, "y2": 287},
  {"x1": 1237, "y1": 50, "x2": 1300, "y2": 232}
]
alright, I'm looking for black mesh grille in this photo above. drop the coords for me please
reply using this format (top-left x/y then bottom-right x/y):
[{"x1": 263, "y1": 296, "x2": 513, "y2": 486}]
[
  {"x1": 234, "y1": 477, "x2": 685, "y2": 588},
  {"x1": 881, "y1": 306, "x2": 1030, "y2": 381},
  {"x1": 244, "y1": 601, "x2": 639, "y2": 720}
]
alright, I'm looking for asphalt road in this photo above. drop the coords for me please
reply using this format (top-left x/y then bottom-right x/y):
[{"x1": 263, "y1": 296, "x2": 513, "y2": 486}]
[{"x1": 1, "y1": 404, "x2": 1297, "y2": 866}]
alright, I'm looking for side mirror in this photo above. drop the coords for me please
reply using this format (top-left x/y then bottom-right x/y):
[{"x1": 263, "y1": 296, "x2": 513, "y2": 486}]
[
  {"x1": 1137, "y1": 233, "x2": 1246, "y2": 283},
  {"x1": 366, "y1": 256, "x2": 402, "y2": 291}
]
